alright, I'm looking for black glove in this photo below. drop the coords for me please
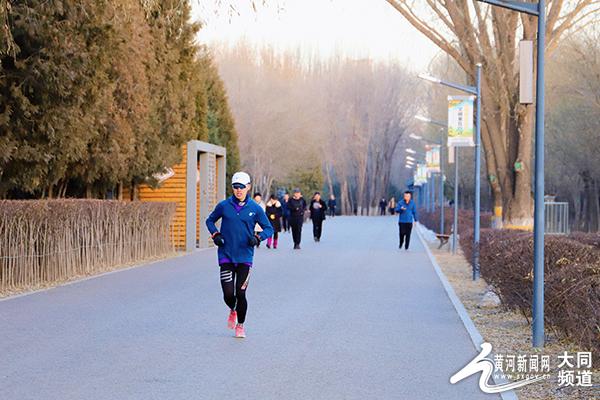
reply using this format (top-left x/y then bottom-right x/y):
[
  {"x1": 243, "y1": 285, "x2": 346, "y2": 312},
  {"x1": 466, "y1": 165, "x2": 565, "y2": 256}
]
[
  {"x1": 212, "y1": 232, "x2": 225, "y2": 247},
  {"x1": 248, "y1": 234, "x2": 261, "y2": 247}
]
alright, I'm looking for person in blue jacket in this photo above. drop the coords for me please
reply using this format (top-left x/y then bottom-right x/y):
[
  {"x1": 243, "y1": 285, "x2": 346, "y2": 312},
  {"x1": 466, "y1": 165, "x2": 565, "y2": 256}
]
[
  {"x1": 205, "y1": 171, "x2": 273, "y2": 338},
  {"x1": 395, "y1": 190, "x2": 418, "y2": 250}
]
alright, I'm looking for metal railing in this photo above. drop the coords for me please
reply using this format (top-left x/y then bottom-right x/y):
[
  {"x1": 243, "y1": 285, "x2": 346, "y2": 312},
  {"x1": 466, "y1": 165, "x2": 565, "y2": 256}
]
[{"x1": 545, "y1": 202, "x2": 569, "y2": 235}]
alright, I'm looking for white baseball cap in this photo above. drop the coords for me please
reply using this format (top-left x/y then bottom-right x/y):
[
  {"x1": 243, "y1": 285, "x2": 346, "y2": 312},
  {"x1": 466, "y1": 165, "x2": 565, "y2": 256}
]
[{"x1": 231, "y1": 171, "x2": 251, "y2": 186}]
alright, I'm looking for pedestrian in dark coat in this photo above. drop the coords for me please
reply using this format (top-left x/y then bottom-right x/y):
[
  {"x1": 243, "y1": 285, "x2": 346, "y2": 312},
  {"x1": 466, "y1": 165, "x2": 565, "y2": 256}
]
[
  {"x1": 288, "y1": 188, "x2": 307, "y2": 249},
  {"x1": 379, "y1": 198, "x2": 387, "y2": 216},
  {"x1": 308, "y1": 192, "x2": 328, "y2": 242},
  {"x1": 281, "y1": 193, "x2": 291, "y2": 232},
  {"x1": 388, "y1": 197, "x2": 396, "y2": 215},
  {"x1": 265, "y1": 195, "x2": 283, "y2": 249},
  {"x1": 327, "y1": 194, "x2": 337, "y2": 217}
]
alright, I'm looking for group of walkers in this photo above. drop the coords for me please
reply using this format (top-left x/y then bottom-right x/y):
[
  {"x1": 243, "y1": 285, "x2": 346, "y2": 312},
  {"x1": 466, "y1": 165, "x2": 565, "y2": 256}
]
[
  {"x1": 378, "y1": 196, "x2": 398, "y2": 216},
  {"x1": 205, "y1": 171, "x2": 418, "y2": 339},
  {"x1": 248, "y1": 188, "x2": 331, "y2": 250}
]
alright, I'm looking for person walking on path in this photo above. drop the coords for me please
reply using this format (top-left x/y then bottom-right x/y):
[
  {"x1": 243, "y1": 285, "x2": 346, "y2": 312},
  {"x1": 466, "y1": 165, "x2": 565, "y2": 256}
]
[
  {"x1": 388, "y1": 196, "x2": 396, "y2": 216},
  {"x1": 327, "y1": 194, "x2": 337, "y2": 217},
  {"x1": 253, "y1": 192, "x2": 266, "y2": 248},
  {"x1": 281, "y1": 193, "x2": 291, "y2": 232},
  {"x1": 288, "y1": 188, "x2": 306, "y2": 249},
  {"x1": 308, "y1": 192, "x2": 328, "y2": 242},
  {"x1": 379, "y1": 198, "x2": 387, "y2": 216},
  {"x1": 265, "y1": 194, "x2": 283, "y2": 249},
  {"x1": 205, "y1": 172, "x2": 273, "y2": 339},
  {"x1": 395, "y1": 191, "x2": 418, "y2": 250}
]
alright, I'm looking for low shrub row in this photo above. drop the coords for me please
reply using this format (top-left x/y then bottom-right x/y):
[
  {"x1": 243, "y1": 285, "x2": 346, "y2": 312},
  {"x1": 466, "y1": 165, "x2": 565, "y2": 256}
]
[
  {"x1": 0, "y1": 200, "x2": 176, "y2": 294},
  {"x1": 420, "y1": 209, "x2": 600, "y2": 362},
  {"x1": 568, "y1": 232, "x2": 600, "y2": 249},
  {"x1": 418, "y1": 207, "x2": 492, "y2": 235}
]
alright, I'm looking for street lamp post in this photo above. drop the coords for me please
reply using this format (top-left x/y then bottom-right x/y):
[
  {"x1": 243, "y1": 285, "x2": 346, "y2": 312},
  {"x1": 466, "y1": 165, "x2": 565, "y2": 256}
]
[
  {"x1": 440, "y1": 146, "x2": 445, "y2": 235},
  {"x1": 431, "y1": 173, "x2": 436, "y2": 212},
  {"x1": 426, "y1": 178, "x2": 430, "y2": 211},
  {"x1": 453, "y1": 147, "x2": 459, "y2": 254},
  {"x1": 474, "y1": 65, "x2": 482, "y2": 280},
  {"x1": 477, "y1": 0, "x2": 546, "y2": 349},
  {"x1": 413, "y1": 118, "x2": 447, "y2": 236},
  {"x1": 425, "y1": 174, "x2": 429, "y2": 212},
  {"x1": 424, "y1": 174, "x2": 430, "y2": 211},
  {"x1": 425, "y1": 183, "x2": 427, "y2": 210},
  {"x1": 419, "y1": 65, "x2": 482, "y2": 278},
  {"x1": 426, "y1": 174, "x2": 431, "y2": 212}
]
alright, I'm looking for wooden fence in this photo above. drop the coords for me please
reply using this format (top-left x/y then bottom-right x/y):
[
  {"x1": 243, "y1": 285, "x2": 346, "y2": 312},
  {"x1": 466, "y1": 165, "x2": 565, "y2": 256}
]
[{"x1": 0, "y1": 200, "x2": 176, "y2": 294}]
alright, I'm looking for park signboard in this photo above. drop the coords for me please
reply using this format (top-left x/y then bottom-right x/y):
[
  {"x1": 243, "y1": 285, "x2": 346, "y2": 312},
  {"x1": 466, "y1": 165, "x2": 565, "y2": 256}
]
[
  {"x1": 426, "y1": 144, "x2": 441, "y2": 173},
  {"x1": 448, "y1": 95, "x2": 475, "y2": 147}
]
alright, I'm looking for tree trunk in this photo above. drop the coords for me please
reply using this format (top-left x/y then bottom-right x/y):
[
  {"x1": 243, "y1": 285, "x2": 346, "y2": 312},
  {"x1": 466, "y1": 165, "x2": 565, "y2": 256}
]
[
  {"x1": 341, "y1": 179, "x2": 350, "y2": 215},
  {"x1": 581, "y1": 171, "x2": 599, "y2": 232},
  {"x1": 58, "y1": 181, "x2": 68, "y2": 198},
  {"x1": 325, "y1": 162, "x2": 334, "y2": 196},
  {"x1": 505, "y1": 105, "x2": 534, "y2": 228},
  {"x1": 132, "y1": 183, "x2": 139, "y2": 201},
  {"x1": 577, "y1": 189, "x2": 585, "y2": 231},
  {"x1": 595, "y1": 180, "x2": 600, "y2": 232}
]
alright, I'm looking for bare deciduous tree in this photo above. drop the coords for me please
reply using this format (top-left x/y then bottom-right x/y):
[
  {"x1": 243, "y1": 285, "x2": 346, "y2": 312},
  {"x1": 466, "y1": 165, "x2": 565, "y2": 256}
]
[
  {"x1": 547, "y1": 32, "x2": 600, "y2": 231},
  {"x1": 385, "y1": 0, "x2": 600, "y2": 227},
  {"x1": 213, "y1": 42, "x2": 420, "y2": 213}
]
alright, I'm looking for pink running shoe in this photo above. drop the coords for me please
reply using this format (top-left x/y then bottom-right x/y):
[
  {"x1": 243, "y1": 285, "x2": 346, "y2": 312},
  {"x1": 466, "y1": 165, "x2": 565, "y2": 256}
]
[
  {"x1": 227, "y1": 310, "x2": 237, "y2": 330},
  {"x1": 235, "y1": 324, "x2": 246, "y2": 338}
]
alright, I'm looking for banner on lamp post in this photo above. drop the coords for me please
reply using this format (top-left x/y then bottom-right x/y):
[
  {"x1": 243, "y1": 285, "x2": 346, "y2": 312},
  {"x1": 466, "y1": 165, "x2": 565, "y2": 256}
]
[
  {"x1": 426, "y1": 145, "x2": 441, "y2": 173},
  {"x1": 413, "y1": 174, "x2": 421, "y2": 186},
  {"x1": 448, "y1": 95, "x2": 475, "y2": 147},
  {"x1": 414, "y1": 163, "x2": 427, "y2": 186}
]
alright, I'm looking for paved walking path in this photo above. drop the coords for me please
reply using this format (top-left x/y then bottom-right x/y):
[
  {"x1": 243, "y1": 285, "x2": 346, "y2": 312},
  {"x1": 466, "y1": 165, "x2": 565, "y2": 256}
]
[{"x1": 0, "y1": 216, "x2": 500, "y2": 399}]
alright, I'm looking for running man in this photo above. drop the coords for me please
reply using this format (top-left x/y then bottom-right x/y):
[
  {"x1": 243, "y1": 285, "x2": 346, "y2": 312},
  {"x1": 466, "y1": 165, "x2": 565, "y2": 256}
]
[
  {"x1": 205, "y1": 172, "x2": 274, "y2": 338},
  {"x1": 395, "y1": 191, "x2": 418, "y2": 250}
]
